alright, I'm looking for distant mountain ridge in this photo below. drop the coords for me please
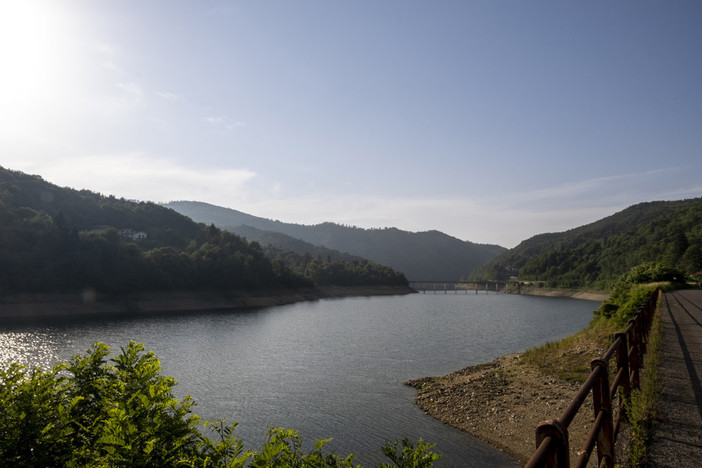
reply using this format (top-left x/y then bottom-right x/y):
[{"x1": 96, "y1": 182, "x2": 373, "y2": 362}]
[{"x1": 164, "y1": 201, "x2": 506, "y2": 281}]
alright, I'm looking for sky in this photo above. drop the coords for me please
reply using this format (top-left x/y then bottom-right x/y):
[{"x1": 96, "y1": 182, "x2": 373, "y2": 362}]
[{"x1": 1, "y1": 1, "x2": 701, "y2": 248}]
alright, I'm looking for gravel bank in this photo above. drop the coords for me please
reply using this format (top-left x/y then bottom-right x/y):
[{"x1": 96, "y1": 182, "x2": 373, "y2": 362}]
[{"x1": 408, "y1": 352, "x2": 630, "y2": 465}]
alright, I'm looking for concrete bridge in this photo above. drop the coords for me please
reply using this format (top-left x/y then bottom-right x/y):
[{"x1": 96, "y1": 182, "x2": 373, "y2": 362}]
[{"x1": 408, "y1": 280, "x2": 509, "y2": 294}]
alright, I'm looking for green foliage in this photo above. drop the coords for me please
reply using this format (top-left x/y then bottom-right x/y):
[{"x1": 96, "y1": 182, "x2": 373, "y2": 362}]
[
  {"x1": 0, "y1": 167, "x2": 414, "y2": 297},
  {"x1": 0, "y1": 342, "x2": 439, "y2": 467},
  {"x1": 378, "y1": 438, "x2": 441, "y2": 468},
  {"x1": 0, "y1": 342, "x2": 201, "y2": 467},
  {"x1": 247, "y1": 428, "x2": 359, "y2": 468},
  {"x1": 295, "y1": 256, "x2": 408, "y2": 287},
  {"x1": 626, "y1": 309, "x2": 663, "y2": 466},
  {"x1": 594, "y1": 261, "x2": 681, "y2": 326},
  {"x1": 469, "y1": 198, "x2": 702, "y2": 288}
]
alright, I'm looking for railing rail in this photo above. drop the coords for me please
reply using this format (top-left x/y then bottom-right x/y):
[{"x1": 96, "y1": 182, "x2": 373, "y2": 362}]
[{"x1": 525, "y1": 288, "x2": 659, "y2": 468}]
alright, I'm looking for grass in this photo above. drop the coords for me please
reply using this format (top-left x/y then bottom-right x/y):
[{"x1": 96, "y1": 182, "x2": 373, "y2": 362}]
[
  {"x1": 521, "y1": 319, "x2": 619, "y2": 383},
  {"x1": 626, "y1": 308, "x2": 663, "y2": 467},
  {"x1": 521, "y1": 290, "x2": 665, "y2": 467}
]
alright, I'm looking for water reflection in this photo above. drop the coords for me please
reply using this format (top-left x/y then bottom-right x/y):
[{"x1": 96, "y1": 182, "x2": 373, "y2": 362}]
[
  {"x1": 0, "y1": 294, "x2": 597, "y2": 467},
  {"x1": 0, "y1": 331, "x2": 62, "y2": 369}
]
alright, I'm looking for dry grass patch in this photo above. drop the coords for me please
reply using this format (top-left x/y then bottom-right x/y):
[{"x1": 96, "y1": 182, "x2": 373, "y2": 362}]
[{"x1": 521, "y1": 320, "x2": 619, "y2": 384}]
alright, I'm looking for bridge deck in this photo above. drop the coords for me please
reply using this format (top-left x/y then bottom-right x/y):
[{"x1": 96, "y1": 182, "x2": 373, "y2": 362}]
[{"x1": 648, "y1": 289, "x2": 702, "y2": 467}]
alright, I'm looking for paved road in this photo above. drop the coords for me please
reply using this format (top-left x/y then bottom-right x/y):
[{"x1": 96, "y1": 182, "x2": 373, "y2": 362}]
[{"x1": 647, "y1": 289, "x2": 702, "y2": 467}]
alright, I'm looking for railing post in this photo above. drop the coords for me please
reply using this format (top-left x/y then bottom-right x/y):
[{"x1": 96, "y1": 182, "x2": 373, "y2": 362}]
[
  {"x1": 591, "y1": 358, "x2": 615, "y2": 467},
  {"x1": 535, "y1": 419, "x2": 570, "y2": 468}
]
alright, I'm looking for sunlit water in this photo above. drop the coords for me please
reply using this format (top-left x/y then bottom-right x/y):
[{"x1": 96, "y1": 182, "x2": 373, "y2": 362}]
[{"x1": 0, "y1": 293, "x2": 598, "y2": 467}]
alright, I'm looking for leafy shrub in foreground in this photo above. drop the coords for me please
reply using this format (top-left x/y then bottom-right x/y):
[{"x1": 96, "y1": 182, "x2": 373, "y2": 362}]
[{"x1": 0, "y1": 342, "x2": 439, "y2": 467}]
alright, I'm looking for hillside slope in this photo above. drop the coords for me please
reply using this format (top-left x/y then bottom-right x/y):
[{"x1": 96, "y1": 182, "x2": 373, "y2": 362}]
[
  {"x1": 164, "y1": 201, "x2": 506, "y2": 280},
  {"x1": 470, "y1": 198, "x2": 702, "y2": 288},
  {"x1": 0, "y1": 167, "x2": 408, "y2": 299}
]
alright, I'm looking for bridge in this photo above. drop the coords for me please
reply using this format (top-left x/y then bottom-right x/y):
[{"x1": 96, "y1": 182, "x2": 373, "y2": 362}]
[{"x1": 408, "y1": 280, "x2": 509, "y2": 294}]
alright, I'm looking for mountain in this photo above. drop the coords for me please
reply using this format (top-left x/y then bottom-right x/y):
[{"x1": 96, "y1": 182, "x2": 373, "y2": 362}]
[
  {"x1": 0, "y1": 167, "x2": 408, "y2": 297},
  {"x1": 469, "y1": 198, "x2": 702, "y2": 288},
  {"x1": 163, "y1": 201, "x2": 507, "y2": 281},
  {"x1": 228, "y1": 224, "x2": 368, "y2": 263}
]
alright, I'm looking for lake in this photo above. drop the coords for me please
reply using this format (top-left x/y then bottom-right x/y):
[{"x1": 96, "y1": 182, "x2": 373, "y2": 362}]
[{"x1": 0, "y1": 292, "x2": 598, "y2": 467}]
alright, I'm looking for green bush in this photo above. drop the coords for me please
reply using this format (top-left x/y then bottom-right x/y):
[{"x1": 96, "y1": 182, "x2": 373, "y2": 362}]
[
  {"x1": 0, "y1": 342, "x2": 439, "y2": 467},
  {"x1": 594, "y1": 261, "x2": 682, "y2": 326}
]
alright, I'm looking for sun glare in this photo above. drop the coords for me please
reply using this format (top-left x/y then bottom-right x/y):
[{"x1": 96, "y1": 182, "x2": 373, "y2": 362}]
[{"x1": 0, "y1": 1, "x2": 79, "y2": 134}]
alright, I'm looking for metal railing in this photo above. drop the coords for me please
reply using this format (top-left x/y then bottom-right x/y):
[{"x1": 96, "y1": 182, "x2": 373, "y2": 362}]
[{"x1": 525, "y1": 288, "x2": 659, "y2": 468}]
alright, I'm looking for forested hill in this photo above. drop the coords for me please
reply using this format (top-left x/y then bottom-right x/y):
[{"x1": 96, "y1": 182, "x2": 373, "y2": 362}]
[
  {"x1": 469, "y1": 198, "x2": 702, "y2": 289},
  {"x1": 164, "y1": 201, "x2": 506, "y2": 280},
  {"x1": 0, "y1": 167, "x2": 408, "y2": 297}
]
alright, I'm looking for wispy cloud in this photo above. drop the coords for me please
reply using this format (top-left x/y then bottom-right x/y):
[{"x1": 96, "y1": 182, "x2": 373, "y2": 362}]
[
  {"x1": 117, "y1": 81, "x2": 143, "y2": 98},
  {"x1": 513, "y1": 168, "x2": 676, "y2": 206},
  {"x1": 231, "y1": 166, "x2": 701, "y2": 248},
  {"x1": 18, "y1": 154, "x2": 257, "y2": 205},
  {"x1": 154, "y1": 91, "x2": 182, "y2": 101},
  {"x1": 205, "y1": 115, "x2": 246, "y2": 132}
]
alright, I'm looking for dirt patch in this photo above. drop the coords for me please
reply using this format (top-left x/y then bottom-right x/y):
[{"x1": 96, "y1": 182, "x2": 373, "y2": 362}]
[{"x1": 407, "y1": 353, "x2": 630, "y2": 465}]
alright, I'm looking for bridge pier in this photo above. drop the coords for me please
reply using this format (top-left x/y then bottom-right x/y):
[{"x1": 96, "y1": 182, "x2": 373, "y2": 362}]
[{"x1": 410, "y1": 281, "x2": 502, "y2": 294}]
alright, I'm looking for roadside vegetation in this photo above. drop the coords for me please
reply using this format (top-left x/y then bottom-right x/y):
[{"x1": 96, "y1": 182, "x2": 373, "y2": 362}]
[
  {"x1": 0, "y1": 341, "x2": 440, "y2": 467},
  {"x1": 521, "y1": 261, "x2": 684, "y2": 465},
  {"x1": 626, "y1": 307, "x2": 663, "y2": 466}
]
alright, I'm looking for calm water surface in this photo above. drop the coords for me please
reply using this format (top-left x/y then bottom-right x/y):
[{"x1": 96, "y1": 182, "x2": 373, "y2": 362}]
[{"x1": 0, "y1": 293, "x2": 598, "y2": 467}]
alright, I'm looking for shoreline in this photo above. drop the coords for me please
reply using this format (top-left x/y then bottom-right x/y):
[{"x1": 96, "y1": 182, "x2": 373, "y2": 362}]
[
  {"x1": 0, "y1": 285, "x2": 416, "y2": 320},
  {"x1": 408, "y1": 288, "x2": 610, "y2": 463},
  {"x1": 407, "y1": 353, "x2": 597, "y2": 464},
  {"x1": 2, "y1": 283, "x2": 609, "y2": 462},
  {"x1": 515, "y1": 286, "x2": 609, "y2": 302}
]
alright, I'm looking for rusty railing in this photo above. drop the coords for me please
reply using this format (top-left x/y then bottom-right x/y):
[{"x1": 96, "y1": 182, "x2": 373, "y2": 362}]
[{"x1": 525, "y1": 288, "x2": 660, "y2": 468}]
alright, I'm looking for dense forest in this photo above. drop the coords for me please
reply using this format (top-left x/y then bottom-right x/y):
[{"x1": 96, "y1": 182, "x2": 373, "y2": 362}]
[
  {"x1": 469, "y1": 199, "x2": 702, "y2": 289},
  {"x1": 164, "y1": 201, "x2": 506, "y2": 281},
  {"x1": 262, "y1": 244, "x2": 408, "y2": 287},
  {"x1": 0, "y1": 167, "x2": 407, "y2": 297}
]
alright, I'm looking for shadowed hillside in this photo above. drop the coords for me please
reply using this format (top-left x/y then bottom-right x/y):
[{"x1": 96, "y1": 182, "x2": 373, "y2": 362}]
[
  {"x1": 0, "y1": 167, "x2": 409, "y2": 298},
  {"x1": 164, "y1": 201, "x2": 506, "y2": 280}
]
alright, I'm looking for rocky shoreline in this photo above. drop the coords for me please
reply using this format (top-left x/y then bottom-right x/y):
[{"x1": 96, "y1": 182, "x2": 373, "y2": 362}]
[
  {"x1": 0, "y1": 285, "x2": 416, "y2": 320},
  {"x1": 408, "y1": 354, "x2": 599, "y2": 464},
  {"x1": 514, "y1": 286, "x2": 609, "y2": 302},
  {"x1": 407, "y1": 290, "x2": 632, "y2": 465}
]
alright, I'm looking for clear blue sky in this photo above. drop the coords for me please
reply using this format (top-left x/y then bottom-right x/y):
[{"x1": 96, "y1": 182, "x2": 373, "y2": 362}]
[{"x1": 2, "y1": 1, "x2": 701, "y2": 248}]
